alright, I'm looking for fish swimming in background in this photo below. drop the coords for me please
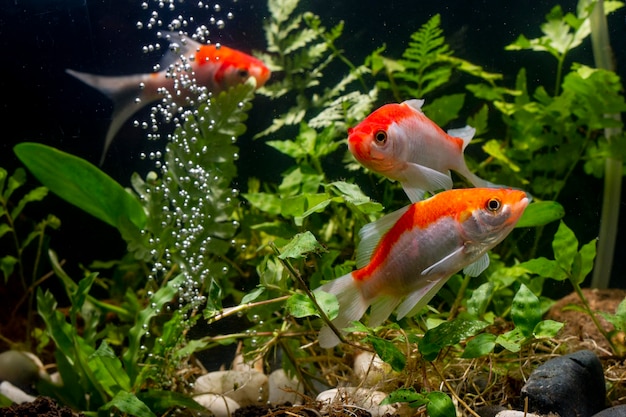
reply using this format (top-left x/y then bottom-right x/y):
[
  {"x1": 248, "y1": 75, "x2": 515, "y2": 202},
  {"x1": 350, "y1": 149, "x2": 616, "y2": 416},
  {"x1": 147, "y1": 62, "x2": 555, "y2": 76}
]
[
  {"x1": 67, "y1": 31, "x2": 271, "y2": 164},
  {"x1": 317, "y1": 187, "x2": 529, "y2": 348},
  {"x1": 348, "y1": 99, "x2": 496, "y2": 202}
]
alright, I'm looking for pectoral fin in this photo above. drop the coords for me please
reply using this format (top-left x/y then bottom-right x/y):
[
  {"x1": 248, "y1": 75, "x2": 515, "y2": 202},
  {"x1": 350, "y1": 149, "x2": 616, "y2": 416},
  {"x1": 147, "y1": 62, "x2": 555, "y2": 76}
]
[
  {"x1": 401, "y1": 163, "x2": 453, "y2": 203},
  {"x1": 463, "y1": 253, "x2": 490, "y2": 277},
  {"x1": 421, "y1": 246, "x2": 465, "y2": 276}
]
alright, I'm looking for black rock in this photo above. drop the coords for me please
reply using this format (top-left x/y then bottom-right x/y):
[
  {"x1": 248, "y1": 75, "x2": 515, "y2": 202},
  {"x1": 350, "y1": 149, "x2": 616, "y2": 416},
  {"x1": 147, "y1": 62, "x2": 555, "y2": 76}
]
[
  {"x1": 591, "y1": 405, "x2": 626, "y2": 417},
  {"x1": 521, "y1": 349, "x2": 606, "y2": 417}
]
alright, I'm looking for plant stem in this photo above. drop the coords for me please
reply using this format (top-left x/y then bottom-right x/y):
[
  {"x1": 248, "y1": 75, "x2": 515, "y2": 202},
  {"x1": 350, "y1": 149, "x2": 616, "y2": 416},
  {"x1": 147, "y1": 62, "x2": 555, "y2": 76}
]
[
  {"x1": 430, "y1": 361, "x2": 482, "y2": 417},
  {"x1": 571, "y1": 280, "x2": 619, "y2": 354},
  {"x1": 589, "y1": 0, "x2": 623, "y2": 289},
  {"x1": 206, "y1": 295, "x2": 290, "y2": 324},
  {"x1": 449, "y1": 274, "x2": 471, "y2": 320},
  {"x1": 269, "y1": 242, "x2": 350, "y2": 346}
]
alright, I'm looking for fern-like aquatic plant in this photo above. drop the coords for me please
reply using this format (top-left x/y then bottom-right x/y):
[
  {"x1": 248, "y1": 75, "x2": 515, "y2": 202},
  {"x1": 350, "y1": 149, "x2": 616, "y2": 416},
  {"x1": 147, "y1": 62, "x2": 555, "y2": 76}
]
[
  {"x1": 375, "y1": 14, "x2": 501, "y2": 128},
  {"x1": 255, "y1": 0, "x2": 376, "y2": 139},
  {"x1": 133, "y1": 82, "x2": 256, "y2": 310}
]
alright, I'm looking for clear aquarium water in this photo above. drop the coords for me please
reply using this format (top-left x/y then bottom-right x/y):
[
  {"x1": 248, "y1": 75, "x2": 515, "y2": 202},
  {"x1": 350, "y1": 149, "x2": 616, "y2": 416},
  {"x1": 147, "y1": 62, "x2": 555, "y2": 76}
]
[
  {"x1": 1, "y1": 0, "x2": 624, "y2": 282},
  {"x1": 1, "y1": 0, "x2": 625, "y2": 414}
]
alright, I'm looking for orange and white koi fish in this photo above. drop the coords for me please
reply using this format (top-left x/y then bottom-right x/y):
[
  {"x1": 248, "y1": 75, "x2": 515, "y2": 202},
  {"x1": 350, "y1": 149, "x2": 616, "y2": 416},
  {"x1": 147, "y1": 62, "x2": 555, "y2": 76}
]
[
  {"x1": 348, "y1": 99, "x2": 495, "y2": 202},
  {"x1": 67, "y1": 32, "x2": 271, "y2": 164},
  {"x1": 317, "y1": 187, "x2": 529, "y2": 348}
]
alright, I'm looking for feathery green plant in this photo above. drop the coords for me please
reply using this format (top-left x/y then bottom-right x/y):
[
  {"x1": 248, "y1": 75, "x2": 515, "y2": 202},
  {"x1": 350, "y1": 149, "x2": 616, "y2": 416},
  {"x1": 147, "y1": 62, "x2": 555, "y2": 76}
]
[
  {"x1": 374, "y1": 14, "x2": 501, "y2": 128},
  {"x1": 255, "y1": 0, "x2": 376, "y2": 139}
]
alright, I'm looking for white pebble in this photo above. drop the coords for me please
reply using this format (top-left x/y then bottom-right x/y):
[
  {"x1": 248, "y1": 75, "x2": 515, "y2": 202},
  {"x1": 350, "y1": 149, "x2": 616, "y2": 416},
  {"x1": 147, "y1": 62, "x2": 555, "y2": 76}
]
[
  {"x1": 194, "y1": 370, "x2": 269, "y2": 406},
  {"x1": 268, "y1": 369, "x2": 304, "y2": 405},
  {"x1": 193, "y1": 393, "x2": 240, "y2": 417}
]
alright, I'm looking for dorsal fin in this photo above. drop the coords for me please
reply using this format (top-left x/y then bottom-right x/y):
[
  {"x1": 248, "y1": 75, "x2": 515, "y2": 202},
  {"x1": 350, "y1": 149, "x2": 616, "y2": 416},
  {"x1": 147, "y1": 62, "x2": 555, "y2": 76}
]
[
  {"x1": 355, "y1": 205, "x2": 412, "y2": 268},
  {"x1": 403, "y1": 99, "x2": 425, "y2": 113}
]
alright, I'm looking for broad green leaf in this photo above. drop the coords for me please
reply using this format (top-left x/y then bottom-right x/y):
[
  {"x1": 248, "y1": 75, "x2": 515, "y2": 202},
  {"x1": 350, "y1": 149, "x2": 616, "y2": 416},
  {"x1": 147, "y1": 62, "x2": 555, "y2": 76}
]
[
  {"x1": 426, "y1": 391, "x2": 456, "y2": 417},
  {"x1": 533, "y1": 319, "x2": 564, "y2": 339},
  {"x1": 243, "y1": 192, "x2": 283, "y2": 215},
  {"x1": 419, "y1": 318, "x2": 488, "y2": 361},
  {"x1": 466, "y1": 282, "x2": 494, "y2": 318},
  {"x1": 241, "y1": 286, "x2": 266, "y2": 304},
  {"x1": 571, "y1": 239, "x2": 597, "y2": 284},
  {"x1": 286, "y1": 291, "x2": 338, "y2": 320},
  {"x1": 462, "y1": 333, "x2": 497, "y2": 358},
  {"x1": 279, "y1": 231, "x2": 326, "y2": 259},
  {"x1": 100, "y1": 391, "x2": 156, "y2": 417},
  {"x1": 519, "y1": 257, "x2": 568, "y2": 280},
  {"x1": 366, "y1": 335, "x2": 406, "y2": 372},
  {"x1": 511, "y1": 284, "x2": 541, "y2": 337},
  {"x1": 89, "y1": 341, "x2": 131, "y2": 396},
  {"x1": 495, "y1": 326, "x2": 525, "y2": 352},
  {"x1": 516, "y1": 201, "x2": 565, "y2": 228},
  {"x1": 14, "y1": 143, "x2": 146, "y2": 231},
  {"x1": 553, "y1": 221, "x2": 578, "y2": 273}
]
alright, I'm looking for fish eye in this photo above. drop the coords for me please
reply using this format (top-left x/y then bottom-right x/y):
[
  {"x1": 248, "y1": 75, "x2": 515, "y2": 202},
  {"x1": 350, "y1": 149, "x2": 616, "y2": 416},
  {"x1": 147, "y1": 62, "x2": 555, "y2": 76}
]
[
  {"x1": 238, "y1": 69, "x2": 249, "y2": 78},
  {"x1": 486, "y1": 198, "x2": 501, "y2": 212},
  {"x1": 374, "y1": 130, "x2": 387, "y2": 144}
]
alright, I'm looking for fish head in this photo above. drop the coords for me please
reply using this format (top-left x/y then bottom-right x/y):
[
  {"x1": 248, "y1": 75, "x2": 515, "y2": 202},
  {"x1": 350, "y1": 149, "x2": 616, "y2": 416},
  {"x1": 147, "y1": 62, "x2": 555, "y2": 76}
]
[
  {"x1": 197, "y1": 44, "x2": 271, "y2": 91},
  {"x1": 347, "y1": 103, "x2": 415, "y2": 176},
  {"x1": 457, "y1": 188, "x2": 530, "y2": 246}
]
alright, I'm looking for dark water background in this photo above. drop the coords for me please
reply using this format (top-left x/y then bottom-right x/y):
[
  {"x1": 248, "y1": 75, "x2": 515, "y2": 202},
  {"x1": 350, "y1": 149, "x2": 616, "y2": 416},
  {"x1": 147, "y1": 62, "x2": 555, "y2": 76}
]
[{"x1": 0, "y1": 0, "x2": 625, "y2": 290}]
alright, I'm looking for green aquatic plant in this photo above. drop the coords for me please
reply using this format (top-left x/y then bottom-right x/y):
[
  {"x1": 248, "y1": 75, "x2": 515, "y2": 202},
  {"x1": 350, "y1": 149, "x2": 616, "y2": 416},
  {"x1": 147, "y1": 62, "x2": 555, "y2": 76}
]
[
  {"x1": 255, "y1": 0, "x2": 376, "y2": 139},
  {"x1": 465, "y1": 0, "x2": 626, "y2": 272},
  {"x1": 372, "y1": 13, "x2": 501, "y2": 128},
  {"x1": 0, "y1": 167, "x2": 59, "y2": 351},
  {"x1": 13, "y1": 80, "x2": 258, "y2": 413},
  {"x1": 6, "y1": 1, "x2": 626, "y2": 416}
]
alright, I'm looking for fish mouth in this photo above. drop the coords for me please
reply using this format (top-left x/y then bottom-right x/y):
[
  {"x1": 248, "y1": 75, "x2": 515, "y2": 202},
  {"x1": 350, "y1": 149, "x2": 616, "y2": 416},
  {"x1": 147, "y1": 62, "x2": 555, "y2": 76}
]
[{"x1": 507, "y1": 196, "x2": 530, "y2": 224}]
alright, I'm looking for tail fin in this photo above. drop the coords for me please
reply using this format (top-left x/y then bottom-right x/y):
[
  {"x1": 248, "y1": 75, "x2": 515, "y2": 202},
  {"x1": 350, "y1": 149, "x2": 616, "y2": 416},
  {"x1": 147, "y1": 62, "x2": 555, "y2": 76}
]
[
  {"x1": 316, "y1": 273, "x2": 369, "y2": 348},
  {"x1": 66, "y1": 69, "x2": 149, "y2": 165}
]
